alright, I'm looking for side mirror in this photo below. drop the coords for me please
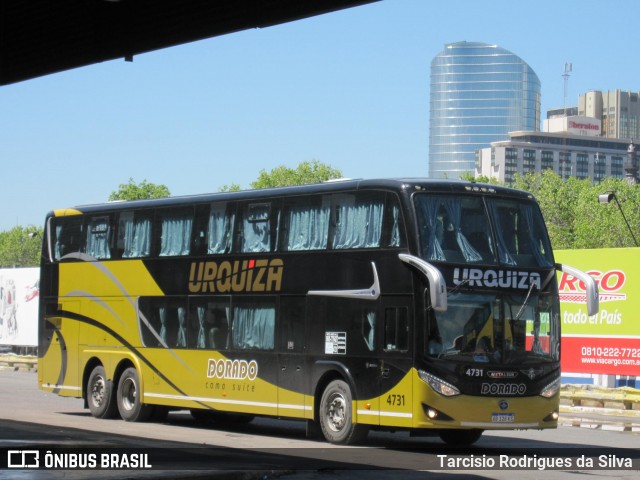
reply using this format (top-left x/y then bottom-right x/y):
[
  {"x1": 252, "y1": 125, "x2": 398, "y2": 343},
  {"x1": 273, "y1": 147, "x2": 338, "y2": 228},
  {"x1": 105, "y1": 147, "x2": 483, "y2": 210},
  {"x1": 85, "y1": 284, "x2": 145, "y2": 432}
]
[
  {"x1": 557, "y1": 263, "x2": 599, "y2": 317},
  {"x1": 399, "y1": 254, "x2": 447, "y2": 312}
]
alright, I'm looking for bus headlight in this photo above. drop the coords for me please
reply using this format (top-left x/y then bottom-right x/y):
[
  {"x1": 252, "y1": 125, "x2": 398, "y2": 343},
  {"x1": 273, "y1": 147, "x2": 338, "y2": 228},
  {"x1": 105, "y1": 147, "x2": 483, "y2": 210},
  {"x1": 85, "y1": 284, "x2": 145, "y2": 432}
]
[
  {"x1": 418, "y1": 370, "x2": 460, "y2": 397},
  {"x1": 540, "y1": 378, "x2": 561, "y2": 398}
]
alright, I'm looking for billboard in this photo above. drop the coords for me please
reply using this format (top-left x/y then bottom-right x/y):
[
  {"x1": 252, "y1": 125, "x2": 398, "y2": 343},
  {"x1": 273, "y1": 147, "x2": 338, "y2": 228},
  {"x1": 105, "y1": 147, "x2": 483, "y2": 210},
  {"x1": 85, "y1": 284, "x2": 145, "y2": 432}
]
[
  {"x1": 0, "y1": 268, "x2": 39, "y2": 347},
  {"x1": 556, "y1": 248, "x2": 640, "y2": 376}
]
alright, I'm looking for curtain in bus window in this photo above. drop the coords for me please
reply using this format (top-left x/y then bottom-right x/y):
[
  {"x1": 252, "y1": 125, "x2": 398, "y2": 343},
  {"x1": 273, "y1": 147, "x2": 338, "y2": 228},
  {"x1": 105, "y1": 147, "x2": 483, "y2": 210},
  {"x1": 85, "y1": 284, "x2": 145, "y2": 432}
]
[
  {"x1": 122, "y1": 217, "x2": 151, "y2": 258},
  {"x1": 242, "y1": 205, "x2": 270, "y2": 253},
  {"x1": 521, "y1": 204, "x2": 554, "y2": 267},
  {"x1": 286, "y1": 204, "x2": 330, "y2": 251},
  {"x1": 486, "y1": 202, "x2": 517, "y2": 266},
  {"x1": 333, "y1": 198, "x2": 383, "y2": 249},
  {"x1": 159, "y1": 307, "x2": 168, "y2": 343},
  {"x1": 389, "y1": 205, "x2": 401, "y2": 247},
  {"x1": 231, "y1": 305, "x2": 275, "y2": 350},
  {"x1": 196, "y1": 305, "x2": 206, "y2": 348},
  {"x1": 176, "y1": 307, "x2": 187, "y2": 347},
  {"x1": 160, "y1": 214, "x2": 192, "y2": 256},
  {"x1": 415, "y1": 197, "x2": 445, "y2": 261},
  {"x1": 441, "y1": 199, "x2": 482, "y2": 262},
  {"x1": 363, "y1": 311, "x2": 376, "y2": 351},
  {"x1": 85, "y1": 217, "x2": 111, "y2": 260},
  {"x1": 207, "y1": 204, "x2": 232, "y2": 254},
  {"x1": 54, "y1": 224, "x2": 63, "y2": 260}
]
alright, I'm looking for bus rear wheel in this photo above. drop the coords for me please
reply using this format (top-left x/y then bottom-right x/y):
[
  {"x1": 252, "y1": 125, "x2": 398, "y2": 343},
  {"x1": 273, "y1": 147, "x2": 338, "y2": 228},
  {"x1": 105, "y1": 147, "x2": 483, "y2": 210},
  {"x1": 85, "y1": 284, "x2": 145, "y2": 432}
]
[
  {"x1": 117, "y1": 367, "x2": 152, "y2": 422},
  {"x1": 87, "y1": 365, "x2": 118, "y2": 419},
  {"x1": 438, "y1": 429, "x2": 483, "y2": 446},
  {"x1": 318, "y1": 379, "x2": 368, "y2": 445}
]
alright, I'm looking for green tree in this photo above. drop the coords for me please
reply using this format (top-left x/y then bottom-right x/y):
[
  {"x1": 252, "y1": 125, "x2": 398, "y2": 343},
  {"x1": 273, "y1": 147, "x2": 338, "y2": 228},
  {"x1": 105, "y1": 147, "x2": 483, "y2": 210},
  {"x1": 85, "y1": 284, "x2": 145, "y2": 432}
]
[
  {"x1": 0, "y1": 225, "x2": 43, "y2": 267},
  {"x1": 221, "y1": 160, "x2": 342, "y2": 191},
  {"x1": 512, "y1": 171, "x2": 640, "y2": 250},
  {"x1": 219, "y1": 183, "x2": 242, "y2": 192},
  {"x1": 460, "y1": 172, "x2": 502, "y2": 184},
  {"x1": 109, "y1": 178, "x2": 170, "y2": 201}
]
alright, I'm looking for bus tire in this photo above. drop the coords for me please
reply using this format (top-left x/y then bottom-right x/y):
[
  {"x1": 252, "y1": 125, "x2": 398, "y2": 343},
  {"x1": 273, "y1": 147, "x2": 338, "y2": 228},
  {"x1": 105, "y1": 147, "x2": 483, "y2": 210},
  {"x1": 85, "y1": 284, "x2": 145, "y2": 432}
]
[
  {"x1": 318, "y1": 379, "x2": 368, "y2": 445},
  {"x1": 438, "y1": 429, "x2": 483, "y2": 446},
  {"x1": 116, "y1": 367, "x2": 152, "y2": 422},
  {"x1": 87, "y1": 365, "x2": 118, "y2": 419}
]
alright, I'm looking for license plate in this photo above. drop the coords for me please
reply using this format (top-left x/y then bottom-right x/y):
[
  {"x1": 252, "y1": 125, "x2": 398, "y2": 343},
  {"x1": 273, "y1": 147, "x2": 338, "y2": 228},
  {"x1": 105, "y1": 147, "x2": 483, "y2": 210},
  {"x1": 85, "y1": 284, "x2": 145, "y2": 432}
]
[{"x1": 491, "y1": 413, "x2": 515, "y2": 423}]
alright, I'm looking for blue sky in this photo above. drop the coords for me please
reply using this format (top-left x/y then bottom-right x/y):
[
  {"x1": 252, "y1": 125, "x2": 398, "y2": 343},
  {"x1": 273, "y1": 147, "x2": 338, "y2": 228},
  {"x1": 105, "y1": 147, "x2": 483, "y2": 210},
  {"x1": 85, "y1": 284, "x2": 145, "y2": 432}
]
[{"x1": 1, "y1": 0, "x2": 639, "y2": 231}]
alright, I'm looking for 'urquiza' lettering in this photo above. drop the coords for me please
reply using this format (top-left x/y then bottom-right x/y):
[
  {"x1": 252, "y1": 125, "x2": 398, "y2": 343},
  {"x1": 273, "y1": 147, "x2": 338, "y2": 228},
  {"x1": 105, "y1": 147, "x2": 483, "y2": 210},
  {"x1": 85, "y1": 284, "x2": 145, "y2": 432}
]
[
  {"x1": 453, "y1": 268, "x2": 541, "y2": 290},
  {"x1": 189, "y1": 259, "x2": 283, "y2": 293}
]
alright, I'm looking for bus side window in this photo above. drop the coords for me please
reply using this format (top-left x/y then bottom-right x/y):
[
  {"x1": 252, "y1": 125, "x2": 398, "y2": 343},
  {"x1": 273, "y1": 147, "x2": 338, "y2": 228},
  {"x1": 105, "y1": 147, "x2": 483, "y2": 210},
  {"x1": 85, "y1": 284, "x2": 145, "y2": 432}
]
[
  {"x1": 53, "y1": 217, "x2": 84, "y2": 261},
  {"x1": 85, "y1": 215, "x2": 113, "y2": 260},
  {"x1": 205, "y1": 203, "x2": 234, "y2": 255},
  {"x1": 240, "y1": 203, "x2": 271, "y2": 253},
  {"x1": 158, "y1": 208, "x2": 194, "y2": 257},
  {"x1": 384, "y1": 307, "x2": 409, "y2": 352},
  {"x1": 361, "y1": 311, "x2": 376, "y2": 352},
  {"x1": 138, "y1": 297, "x2": 188, "y2": 348},
  {"x1": 384, "y1": 194, "x2": 405, "y2": 248},
  {"x1": 331, "y1": 193, "x2": 384, "y2": 249},
  {"x1": 282, "y1": 196, "x2": 330, "y2": 251},
  {"x1": 118, "y1": 211, "x2": 153, "y2": 258},
  {"x1": 231, "y1": 299, "x2": 275, "y2": 350},
  {"x1": 189, "y1": 297, "x2": 230, "y2": 349}
]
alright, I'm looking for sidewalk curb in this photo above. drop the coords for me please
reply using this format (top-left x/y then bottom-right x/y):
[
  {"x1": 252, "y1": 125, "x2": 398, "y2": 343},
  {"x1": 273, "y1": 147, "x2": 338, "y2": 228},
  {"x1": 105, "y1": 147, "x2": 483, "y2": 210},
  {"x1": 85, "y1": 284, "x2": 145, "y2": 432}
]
[
  {"x1": 0, "y1": 353, "x2": 37, "y2": 372},
  {"x1": 560, "y1": 384, "x2": 640, "y2": 415}
]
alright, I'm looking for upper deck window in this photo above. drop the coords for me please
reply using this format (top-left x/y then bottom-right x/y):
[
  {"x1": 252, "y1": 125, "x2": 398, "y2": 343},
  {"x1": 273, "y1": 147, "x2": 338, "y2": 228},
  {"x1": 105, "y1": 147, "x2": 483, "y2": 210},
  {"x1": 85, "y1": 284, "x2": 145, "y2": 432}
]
[
  {"x1": 159, "y1": 209, "x2": 193, "y2": 257},
  {"x1": 240, "y1": 203, "x2": 272, "y2": 253},
  {"x1": 119, "y1": 211, "x2": 152, "y2": 258},
  {"x1": 86, "y1": 216, "x2": 112, "y2": 260},
  {"x1": 207, "y1": 203, "x2": 234, "y2": 254},
  {"x1": 332, "y1": 194, "x2": 384, "y2": 249},
  {"x1": 283, "y1": 196, "x2": 330, "y2": 251},
  {"x1": 52, "y1": 217, "x2": 84, "y2": 261},
  {"x1": 486, "y1": 199, "x2": 554, "y2": 268},
  {"x1": 415, "y1": 195, "x2": 494, "y2": 264},
  {"x1": 414, "y1": 194, "x2": 553, "y2": 268}
]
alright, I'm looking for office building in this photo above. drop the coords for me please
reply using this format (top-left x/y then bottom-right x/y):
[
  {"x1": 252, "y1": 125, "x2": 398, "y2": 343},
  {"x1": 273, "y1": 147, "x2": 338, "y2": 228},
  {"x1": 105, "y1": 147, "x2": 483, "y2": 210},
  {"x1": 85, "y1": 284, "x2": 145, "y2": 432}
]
[
  {"x1": 429, "y1": 41, "x2": 541, "y2": 179},
  {"x1": 476, "y1": 118, "x2": 628, "y2": 184},
  {"x1": 579, "y1": 90, "x2": 640, "y2": 140}
]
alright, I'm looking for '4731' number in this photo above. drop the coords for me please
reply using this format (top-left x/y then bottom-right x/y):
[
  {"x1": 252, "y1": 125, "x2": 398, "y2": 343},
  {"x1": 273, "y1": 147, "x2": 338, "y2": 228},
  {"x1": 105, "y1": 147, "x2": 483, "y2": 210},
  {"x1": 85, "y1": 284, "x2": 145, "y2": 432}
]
[{"x1": 386, "y1": 394, "x2": 405, "y2": 406}]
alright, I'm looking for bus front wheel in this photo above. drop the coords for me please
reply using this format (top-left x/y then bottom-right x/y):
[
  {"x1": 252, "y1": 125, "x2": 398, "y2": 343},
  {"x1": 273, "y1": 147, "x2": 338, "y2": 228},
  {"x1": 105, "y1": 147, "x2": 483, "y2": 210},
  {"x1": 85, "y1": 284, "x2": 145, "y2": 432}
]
[
  {"x1": 438, "y1": 429, "x2": 483, "y2": 446},
  {"x1": 318, "y1": 379, "x2": 368, "y2": 445},
  {"x1": 117, "y1": 367, "x2": 152, "y2": 422},
  {"x1": 87, "y1": 365, "x2": 118, "y2": 419}
]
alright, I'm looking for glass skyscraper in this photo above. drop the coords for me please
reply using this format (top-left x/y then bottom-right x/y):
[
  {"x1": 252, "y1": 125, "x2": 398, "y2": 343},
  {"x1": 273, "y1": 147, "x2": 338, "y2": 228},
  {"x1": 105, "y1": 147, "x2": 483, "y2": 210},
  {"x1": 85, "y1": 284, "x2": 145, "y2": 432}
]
[{"x1": 429, "y1": 41, "x2": 541, "y2": 179}]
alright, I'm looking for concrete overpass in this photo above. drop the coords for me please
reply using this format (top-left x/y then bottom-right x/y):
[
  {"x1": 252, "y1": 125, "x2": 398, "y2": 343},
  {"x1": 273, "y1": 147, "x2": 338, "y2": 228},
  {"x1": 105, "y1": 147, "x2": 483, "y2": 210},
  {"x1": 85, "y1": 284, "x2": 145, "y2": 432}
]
[{"x1": 0, "y1": 0, "x2": 376, "y2": 86}]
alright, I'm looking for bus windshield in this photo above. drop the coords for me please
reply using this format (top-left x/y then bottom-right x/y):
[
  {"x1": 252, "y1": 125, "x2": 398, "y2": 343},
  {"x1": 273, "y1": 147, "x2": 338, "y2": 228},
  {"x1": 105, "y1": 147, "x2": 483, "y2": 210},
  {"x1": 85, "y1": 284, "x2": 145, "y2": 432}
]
[
  {"x1": 414, "y1": 193, "x2": 554, "y2": 268},
  {"x1": 427, "y1": 292, "x2": 560, "y2": 365}
]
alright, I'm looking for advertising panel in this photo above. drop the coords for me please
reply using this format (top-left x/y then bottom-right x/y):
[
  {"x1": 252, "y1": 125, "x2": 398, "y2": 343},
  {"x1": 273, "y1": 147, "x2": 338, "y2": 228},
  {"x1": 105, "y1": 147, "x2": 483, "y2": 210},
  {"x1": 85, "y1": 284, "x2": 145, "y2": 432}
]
[
  {"x1": 556, "y1": 248, "x2": 640, "y2": 376},
  {"x1": 0, "y1": 268, "x2": 39, "y2": 347}
]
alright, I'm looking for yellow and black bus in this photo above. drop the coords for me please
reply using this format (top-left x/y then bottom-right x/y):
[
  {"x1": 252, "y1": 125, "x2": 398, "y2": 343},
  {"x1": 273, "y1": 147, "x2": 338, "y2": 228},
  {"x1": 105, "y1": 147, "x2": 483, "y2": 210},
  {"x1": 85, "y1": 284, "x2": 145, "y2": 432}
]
[{"x1": 38, "y1": 178, "x2": 598, "y2": 445}]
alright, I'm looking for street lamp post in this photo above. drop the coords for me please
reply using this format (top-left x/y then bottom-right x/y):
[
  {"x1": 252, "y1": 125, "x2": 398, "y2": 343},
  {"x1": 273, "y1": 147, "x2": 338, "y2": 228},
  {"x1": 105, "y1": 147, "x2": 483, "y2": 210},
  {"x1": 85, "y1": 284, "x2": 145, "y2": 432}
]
[{"x1": 598, "y1": 191, "x2": 639, "y2": 247}]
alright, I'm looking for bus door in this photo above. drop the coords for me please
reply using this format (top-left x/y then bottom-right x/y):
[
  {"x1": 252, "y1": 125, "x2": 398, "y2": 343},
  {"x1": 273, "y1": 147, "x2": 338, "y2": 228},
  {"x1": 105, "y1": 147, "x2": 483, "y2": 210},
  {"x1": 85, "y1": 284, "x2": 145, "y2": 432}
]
[
  {"x1": 378, "y1": 299, "x2": 413, "y2": 428},
  {"x1": 307, "y1": 295, "x2": 382, "y2": 426},
  {"x1": 277, "y1": 296, "x2": 307, "y2": 418}
]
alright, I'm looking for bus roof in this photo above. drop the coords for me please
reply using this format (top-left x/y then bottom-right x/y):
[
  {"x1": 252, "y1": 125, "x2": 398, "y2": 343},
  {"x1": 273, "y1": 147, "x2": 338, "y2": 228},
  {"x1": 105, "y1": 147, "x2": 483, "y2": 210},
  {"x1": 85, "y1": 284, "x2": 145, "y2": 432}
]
[{"x1": 46, "y1": 178, "x2": 535, "y2": 218}]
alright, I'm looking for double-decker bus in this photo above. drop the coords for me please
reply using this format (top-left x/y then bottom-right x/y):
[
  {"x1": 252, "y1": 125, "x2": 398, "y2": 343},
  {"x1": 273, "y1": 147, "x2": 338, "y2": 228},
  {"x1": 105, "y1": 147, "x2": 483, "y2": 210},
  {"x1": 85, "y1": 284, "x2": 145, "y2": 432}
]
[{"x1": 37, "y1": 179, "x2": 598, "y2": 445}]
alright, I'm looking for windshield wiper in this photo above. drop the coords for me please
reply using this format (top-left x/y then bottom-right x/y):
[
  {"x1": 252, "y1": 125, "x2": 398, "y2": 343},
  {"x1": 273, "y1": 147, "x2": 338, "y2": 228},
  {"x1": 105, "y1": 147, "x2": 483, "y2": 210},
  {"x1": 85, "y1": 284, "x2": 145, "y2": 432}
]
[
  {"x1": 447, "y1": 278, "x2": 470, "y2": 297},
  {"x1": 513, "y1": 280, "x2": 536, "y2": 322}
]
